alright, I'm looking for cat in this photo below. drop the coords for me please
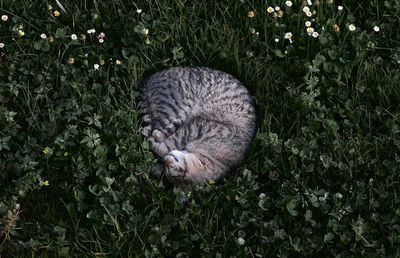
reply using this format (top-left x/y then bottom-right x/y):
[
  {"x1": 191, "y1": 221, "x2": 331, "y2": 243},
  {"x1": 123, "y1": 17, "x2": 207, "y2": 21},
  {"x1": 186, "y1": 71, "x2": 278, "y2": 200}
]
[{"x1": 138, "y1": 66, "x2": 256, "y2": 187}]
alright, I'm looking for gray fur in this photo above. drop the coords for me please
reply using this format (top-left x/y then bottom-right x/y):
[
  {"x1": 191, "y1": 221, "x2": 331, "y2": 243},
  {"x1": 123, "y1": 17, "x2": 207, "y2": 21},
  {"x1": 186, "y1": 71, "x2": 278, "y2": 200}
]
[{"x1": 138, "y1": 66, "x2": 256, "y2": 186}]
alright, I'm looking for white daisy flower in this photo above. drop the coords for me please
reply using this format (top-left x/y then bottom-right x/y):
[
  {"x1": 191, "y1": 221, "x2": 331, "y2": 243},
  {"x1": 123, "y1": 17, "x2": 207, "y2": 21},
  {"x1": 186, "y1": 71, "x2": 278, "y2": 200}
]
[
  {"x1": 142, "y1": 28, "x2": 149, "y2": 35},
  {"x1": 94, "y1": 64, "x2": 99, "y2": 70},
  {"x1": 373, "y1": 26, "x2": 380, "y2": 32},
  {"x1": 87, "y1": 29, "x2": 96, "y2": 34},
  {"x1": 275, "y1": 6, "x2": 280, "y2": 11},
  {"x1": 306, "y1": 11, "x2": 312, "y2": 17},
  {"x1": 18, "y1": 30, "x2": 25, "y2": 36},
  {"x1": 99, "y1": 38, "x2": 104, "y2": 43},
  {"x1": 307, "y1": 0, "x2": 312, "y2": 5},
  {"x1": 136, "y1": 9, "x2": 142, "y2": 14},
  {"x1": 275, "y1": 38, "x2": 280, "y2": 43},
  {"x1": 1, "y1": 15, "x2": 8, "y2": 21},
  {"x1": 285, "y1": 1, "x2": 293, "y2": 7},
  {"x1": 312, "y1": 32, "x2": 319, "y2": 38},
  {"x1": 267, "y1": 7, "x2": 274, "y2": 13},
  {"x1": 40, "y1": 33, "x2": 47, "y2": 39},
  {"x1": 0, "y1": 43, "x2": 5, "y2": 48},
  {"x1": 284, "y1": 32, "x2": 293, "y2": 39},
  {"x1": 71, "y1": 34, "x2": 78, "y2": 40},
  {"x1": 338, "y1": 6, "x2": 343, "y2": 11},
  {"x1": 348, "y1": 24, "x2": 356, "y2": 31},
  {"x1": 307, "y1": 27, "x2": 314, "y2": 34},
  {"x1": 303, "y1": 6, "x2": 310, "y2": 13},
  {"x1": 305, "y1": 21, "x2": 312, "y2": 27}
]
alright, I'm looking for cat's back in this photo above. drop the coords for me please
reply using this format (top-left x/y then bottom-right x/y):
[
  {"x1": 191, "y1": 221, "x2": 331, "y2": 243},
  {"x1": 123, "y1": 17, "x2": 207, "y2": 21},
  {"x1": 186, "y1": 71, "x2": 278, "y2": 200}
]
[{"x1": 140, "y1": 66, "x2": 256, "y2": 134}]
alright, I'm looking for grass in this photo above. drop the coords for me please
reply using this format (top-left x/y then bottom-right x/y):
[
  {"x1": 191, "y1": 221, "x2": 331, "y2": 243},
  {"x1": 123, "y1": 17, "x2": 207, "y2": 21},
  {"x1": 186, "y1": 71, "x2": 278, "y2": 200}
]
[{"x1": 1, "y1": 0, "x2": 400, "y2": 256}]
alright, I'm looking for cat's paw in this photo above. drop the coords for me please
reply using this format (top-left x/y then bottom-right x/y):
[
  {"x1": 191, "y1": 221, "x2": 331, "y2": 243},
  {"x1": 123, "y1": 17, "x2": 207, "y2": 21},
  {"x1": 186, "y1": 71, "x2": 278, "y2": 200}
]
[
  {"x1": 164, "y1": 150, "x2": 187, "y2": 178},
  {"x1": 152, "y1": 129, "x2": 166, "y2": 142},
  {"x1": 149, "y1": 137, "x2": 169, "y2": 157}
]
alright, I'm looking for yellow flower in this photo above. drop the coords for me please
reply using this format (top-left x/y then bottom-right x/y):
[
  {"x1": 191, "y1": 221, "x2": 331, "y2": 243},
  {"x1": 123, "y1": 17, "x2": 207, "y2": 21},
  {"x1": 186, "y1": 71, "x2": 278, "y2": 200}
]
[
  {"x1": 43, "y1": 180, "x2": 50, "y2": 186},
  {"x1": 145, "y1": 37, "x2": 151, "y2": 45},
  {"x1": 1, "y1": 15, "x2": 8, "y2": 21},
  {"x1": 153, "y1": 247, "x2": 158, "y2": 252},
  {"x1": 80, "y1": 34, "x2": 87, "y2": 40},
  {"x1": 49, "y1": 36, "x2": 54, "y2": 42},
  {"x1": 248, "y1": 11, "x2": 255, "y2": 18},
  {"x1": 93, "y1": 13, "x2": 99, "y2": 19},
  {"x1": 54, "y1": 10, "x2": 60, "y2": 16},
  {"x1": 116, "y1": 60, "x2": 121, "y2": 65},
  {"x1": 100, "y1": 59, "x2": 105, "y2": 65},
  {"x1": 18, "y1": 24, "x2": 23, "y2": 30},
  {"x1": 278, "y1": 10, "x2": 283, "y2": 17},
  {"x1": 43, "y1": 147, "x2": 51, "y2": 154},
  {"x1": 48, "y1": 4, "x2": 53, "y2": 10},
  {"x1": 209, "y1": 180, "x2": 215, "y2": 184},
  {"x1": 272, "y1": 12, "x2": 278, "y2": 17},
  {"x1": 64, "y1": 152, "x2": 69, "y2": 156},
  {"x1": 333, "y1": 24, "x2": 340, "y2": 32},
  {"x1": 68, "y1": 57, "x2": 74, "y2": 64},
  {"x1": 250, "y1": 28, "x2": 256, "y2": 34}
]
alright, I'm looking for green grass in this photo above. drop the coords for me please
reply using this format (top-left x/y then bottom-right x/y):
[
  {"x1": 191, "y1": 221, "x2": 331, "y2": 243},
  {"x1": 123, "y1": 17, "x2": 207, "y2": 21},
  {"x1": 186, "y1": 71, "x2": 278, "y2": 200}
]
[{"x1": 1, "y1": 0, "x2": 400, "y2": 256}]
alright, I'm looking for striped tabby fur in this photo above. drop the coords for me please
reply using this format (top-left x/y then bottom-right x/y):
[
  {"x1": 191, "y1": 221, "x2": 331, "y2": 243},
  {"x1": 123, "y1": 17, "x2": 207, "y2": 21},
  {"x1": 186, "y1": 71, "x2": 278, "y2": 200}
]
[{"x1": 138, "y1": 66, "x2": 256, "y2": 186}]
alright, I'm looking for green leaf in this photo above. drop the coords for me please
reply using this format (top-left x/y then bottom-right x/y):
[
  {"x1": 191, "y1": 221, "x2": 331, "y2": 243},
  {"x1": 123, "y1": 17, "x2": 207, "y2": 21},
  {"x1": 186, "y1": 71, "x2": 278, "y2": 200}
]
[
  {"x1": 34, "y1": 40, "x2": 42, "y2": 50},
  {"x1": 55, "y1": 28, "x2": 66, "y2": 38},
  {"x1": 274, "y1": 49, "x2": 285, "y2": 58},
  {"x1": 286, "y1": 199, "x2": 299, "y2": 216},
  {"x1": 324, "y1": 232, "x2": 334, "y2": 243}
]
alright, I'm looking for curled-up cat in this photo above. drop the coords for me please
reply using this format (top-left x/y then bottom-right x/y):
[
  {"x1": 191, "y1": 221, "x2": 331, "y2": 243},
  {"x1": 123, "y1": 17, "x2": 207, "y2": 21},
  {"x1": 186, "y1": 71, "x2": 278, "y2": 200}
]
[{"x1": 138, "y1": 66, "x2": 256, "y2": 187}]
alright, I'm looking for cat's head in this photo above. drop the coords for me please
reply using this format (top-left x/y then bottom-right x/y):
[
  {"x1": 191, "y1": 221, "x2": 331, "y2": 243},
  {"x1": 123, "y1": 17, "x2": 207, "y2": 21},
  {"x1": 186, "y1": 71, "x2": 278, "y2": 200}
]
[{"x1": 163, "y1": 150, "x2": 214, "y2": 185}]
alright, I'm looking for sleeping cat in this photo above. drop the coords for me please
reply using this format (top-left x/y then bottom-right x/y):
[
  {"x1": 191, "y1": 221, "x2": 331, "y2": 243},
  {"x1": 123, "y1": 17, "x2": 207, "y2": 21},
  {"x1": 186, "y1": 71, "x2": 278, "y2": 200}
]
[{"x1": 138, "y1": 66, "x2": 256, "y2": 186}]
